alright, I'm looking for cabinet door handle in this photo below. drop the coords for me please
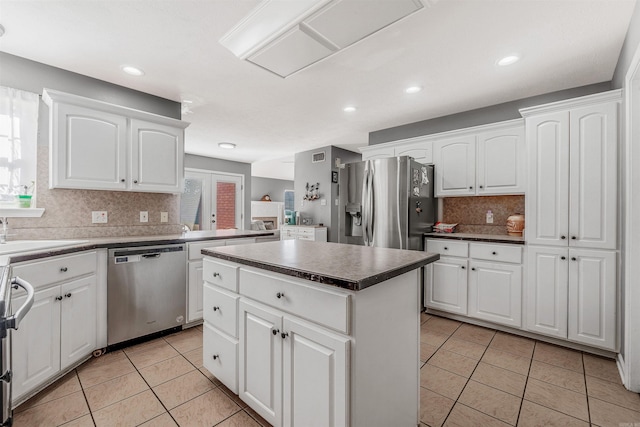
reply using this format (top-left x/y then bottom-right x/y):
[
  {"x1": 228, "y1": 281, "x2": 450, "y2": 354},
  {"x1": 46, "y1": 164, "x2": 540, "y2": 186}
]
[
  {"x1": 120, "y1": 179, "x2": 125, "y2": 183},
  {"x1": 281, "y1": 332, "x2": 289, "y2": 339},
  {"x1": 471, "y1": 267, "x2": 476, "y2": 271},
  {"x1": 60, "y1": 267, "x2": 68, "y2": 272},
  {"x1": 492, "y1": 251, "x2": 497, "y2": 255},
  {"x1": 272, "y1": 328, "x2": 280, "y2": 336},
  {"x1": 212, "y1": 272, "x2": 220, "y2": 278},
  {"x1": 133, "y1": 180, "x2": 138, "y2": 184},
  {"x1": 212, "y1": 306, "x2": 219, "y2": 312},
  {"x1": 443, "y1": 247, "x2": 448, "y2": 250},
  {"x1": 571, "y1": 257, "x2": 577, "y2": 261},
  {"x1": 212, "y1": 354, "x2": 219, "y2": 360},
  {"x1": 55, "y1": 296, "x2": 63, "y2": 301},
  {"x1": 571, "y1": 236, "x2": 577, "y2": 240},
  {"x1": 461, "y1": 266, "x2": 466, "y2": 270},
  {"x1": 65, "y1": 293, "x2": 71, "y2": 298},
  {"x1": 561, "y1": 256, "x2": 566, "y2": 260},
  {"x1": 276, "y1": 292, "x2": 284, "y2": 299},
  {"x1": 561, "y1": 236, "x2": 566, "y2": 240},
  {"x1": 469, "y1": 186, "x2": 473, "y2": 190},
  {"x1": 479, "y1": 185, "x2": 483, "y2": 189}
]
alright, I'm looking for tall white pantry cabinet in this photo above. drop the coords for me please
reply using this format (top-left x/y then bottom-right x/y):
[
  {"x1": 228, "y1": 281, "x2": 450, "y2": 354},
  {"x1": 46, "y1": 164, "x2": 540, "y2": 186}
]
[{"x1": 521, "y1": 90, "x2": 621, "y2": 351}]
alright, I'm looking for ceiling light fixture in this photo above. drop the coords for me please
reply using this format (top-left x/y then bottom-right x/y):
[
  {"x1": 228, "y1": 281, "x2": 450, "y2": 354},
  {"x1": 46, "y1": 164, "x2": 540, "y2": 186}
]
[
  {"x1": 343, "y1": 106, "x2": 357, "y2": 113},
  {"x1": 405, "y1": 86, "x2": 422, "y2": 94},
  {"x1": 121, "y1": 65, "x2": 145, "y2": 76},
  {"x1": 219, "y1": 142, "x2": 236, "y2": 149},
  {"x1": 497, "y1": 55, "x2": 520, "y2": 67}
]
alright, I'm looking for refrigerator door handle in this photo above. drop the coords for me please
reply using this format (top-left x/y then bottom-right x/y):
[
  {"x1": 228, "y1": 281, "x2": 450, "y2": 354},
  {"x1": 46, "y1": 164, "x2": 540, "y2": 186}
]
[
  {"x1": 367, "y1": 163, "x2": 375, "y2": 246},
  {"x1": 362, "y1": 163, "x2": 370, "y2": 246}
]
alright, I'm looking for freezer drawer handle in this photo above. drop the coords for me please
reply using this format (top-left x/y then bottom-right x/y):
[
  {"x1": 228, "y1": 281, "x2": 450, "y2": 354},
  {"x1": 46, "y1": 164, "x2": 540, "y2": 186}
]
[{"x1": 7, "y1": 277, "x2": 35, "y2": 330}]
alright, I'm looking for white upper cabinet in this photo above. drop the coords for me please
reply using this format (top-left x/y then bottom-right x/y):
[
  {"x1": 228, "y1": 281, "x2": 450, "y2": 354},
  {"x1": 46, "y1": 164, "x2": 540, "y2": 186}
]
[
  {"x1": 434, "y1": 135, "x2": 476, "y2": 196},
  {"x1": 360, "y1": 135, "x2": 433, "y2": 163},
  {"x1": 43, "y1": 89, "x2": 189, "y2": 194},
  {"x1": 476, "y1": 125, "x2": 526, "y2": 195},
  {"x1": 432, "y1": 120, "x2": 525, "y2": 197},
  {"x1": 522, "y1": 91, "x2": 619, "y2": 249},
  {"x1": 360, "y1": 145, "x2": 395, "y2": 161}
]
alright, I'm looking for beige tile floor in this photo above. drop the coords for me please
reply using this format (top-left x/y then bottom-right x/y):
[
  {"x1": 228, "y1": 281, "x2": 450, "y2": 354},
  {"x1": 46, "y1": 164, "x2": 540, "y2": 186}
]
[{"x1": 12, "y1": 315, "x2": 640, "y2": 427}]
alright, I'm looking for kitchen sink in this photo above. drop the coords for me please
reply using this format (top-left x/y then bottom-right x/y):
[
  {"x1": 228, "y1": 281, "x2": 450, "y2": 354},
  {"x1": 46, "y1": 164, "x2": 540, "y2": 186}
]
[{"x1": 0, "y1": 240, "x2": 89, "y2": 255}]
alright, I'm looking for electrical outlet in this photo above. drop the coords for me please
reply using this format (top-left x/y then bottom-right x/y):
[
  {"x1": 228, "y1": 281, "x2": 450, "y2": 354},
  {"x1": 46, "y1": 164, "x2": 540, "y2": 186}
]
[
  {"x1": 486, "y1": 210, "x2": 494, "y2": 224},
  {"x1": 91, "y1": 211, "x2": 108, "y2": 224},
  {"x1": 320, "y1": 199, "x2": 327, "y2": 206},
  {"x1": 160, "y1": 212, "x2": 168, "y2": 223},
  {"x1": 140, "y1": 211, "x2": 148, "y2": 223}
]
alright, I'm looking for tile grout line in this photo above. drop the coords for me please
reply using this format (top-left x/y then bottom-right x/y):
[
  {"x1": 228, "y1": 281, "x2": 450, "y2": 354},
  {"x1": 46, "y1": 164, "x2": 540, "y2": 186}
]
[
  {"x1": 581, "y1": 352, "x2": 592, "y2": 426},
  {"x1": 513, "y1": 340, "x2": 536, "y2": 427}
]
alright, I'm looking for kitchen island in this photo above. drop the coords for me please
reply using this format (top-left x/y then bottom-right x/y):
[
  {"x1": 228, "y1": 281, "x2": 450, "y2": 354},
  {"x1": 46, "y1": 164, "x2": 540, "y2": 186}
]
[{"x1": 201, "y1": 240, "x2": 439, "y2": 427}]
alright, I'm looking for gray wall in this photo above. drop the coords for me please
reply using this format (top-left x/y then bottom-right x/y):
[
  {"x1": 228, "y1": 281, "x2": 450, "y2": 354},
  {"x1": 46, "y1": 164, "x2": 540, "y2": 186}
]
[
  {"x1": 294, "y1": 146, "x2": 360, "y2": 242},
  {"x1": 251, "y1": 177, "x2": 293, "y2": 202},
  {"x1": 369, "y1": 82, "x2": 611, "y2": 145},
  {"x1": 613, "y1": 1, "x2": 640, "y2": 88},
  {"x1": 185, "y1": 154, "x2": 252, "y2": 230}
]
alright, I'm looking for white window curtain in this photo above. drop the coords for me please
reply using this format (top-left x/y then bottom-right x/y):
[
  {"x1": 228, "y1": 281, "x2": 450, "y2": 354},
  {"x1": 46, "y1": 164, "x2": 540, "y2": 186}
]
[{"x1": 0, "y1": 86, "x2": 39, "y2": 203}]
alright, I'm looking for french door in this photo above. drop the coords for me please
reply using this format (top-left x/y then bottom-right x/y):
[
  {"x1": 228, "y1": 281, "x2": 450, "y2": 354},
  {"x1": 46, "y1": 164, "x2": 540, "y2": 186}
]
[{"x1": 181, "y1": 169, "x2": 244, "y2": 231}]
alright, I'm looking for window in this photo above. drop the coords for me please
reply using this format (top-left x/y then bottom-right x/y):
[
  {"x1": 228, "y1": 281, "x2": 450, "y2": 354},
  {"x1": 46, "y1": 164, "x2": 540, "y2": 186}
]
[
  {"x1": 0, "y1": 86, "x2": 39, "y2": 204},
  {"x1": 284, "y1": 189, "x2": 295, "y2": 222}
]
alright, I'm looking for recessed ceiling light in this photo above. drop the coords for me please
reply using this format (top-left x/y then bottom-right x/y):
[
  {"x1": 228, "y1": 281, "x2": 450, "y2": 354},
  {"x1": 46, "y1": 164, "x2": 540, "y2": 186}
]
[
  {"x1": 405, "y1": 86, "x2": 422, "y2": 94},
  {"x1": 121, "y1": 65, "x2": 145, "y2": 76},
  {"x1": 497, "y1": 55, "x2": 520, "y2": 66},
  {"x1": 343, "y1": 106, "x2": 357, "y2": 113},
  {"x1": 219, "y1": 142, "x2": 236, "y2": 149}
]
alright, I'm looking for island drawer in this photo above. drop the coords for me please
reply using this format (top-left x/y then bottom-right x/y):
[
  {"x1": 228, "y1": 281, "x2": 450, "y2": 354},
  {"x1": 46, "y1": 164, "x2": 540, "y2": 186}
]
[
  {"x1": 224, "y1": 238, "x2": 256, "y2": 246},
  {"x1": 12, "y1": 251, "x2": 97, "y2": 290},
  {"x1": 469, "y1": 243, "x2": 522, "y2": 264},
  {"x1": 189, "y1": 240, "x2": 225, "y2": 261},
  {"x1": 203, "y1": 322, "x2": 238, "y2": 394},
  {"x1": 203, "y1": 283, "x2": 239, "y2": 338},
  {"x1": 203, "y1": 258, "x2": 239, "y2": 292},
  {"x1": 239, "y1": 268, "x2": 350, "y2": 334},
  {"x1": 425, "y1": 239, "x2": 468, "y2": 258}
]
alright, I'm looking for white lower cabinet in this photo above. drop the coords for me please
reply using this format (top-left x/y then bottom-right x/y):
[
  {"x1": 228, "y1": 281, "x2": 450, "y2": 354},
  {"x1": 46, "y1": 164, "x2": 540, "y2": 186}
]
[
  {"x1": 526, "y1": 246, "x2": 617, "y2": 350},
  {"x1": 11, "y1": 252, "x2": 99, "y2": 404},
  {"x1": 425, "y1": 257, "x2": 468, "y2": 315},
  {"x1": 203, "y1": 257, "x2": 420, "y2": 427},
  {"x1": 468, "y1": 261, "x2": 522, "y2": 328}
]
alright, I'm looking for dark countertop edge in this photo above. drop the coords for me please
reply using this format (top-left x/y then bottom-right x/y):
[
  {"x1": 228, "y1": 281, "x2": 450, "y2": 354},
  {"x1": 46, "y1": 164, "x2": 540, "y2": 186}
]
[
  {"x1": 203, "y1": 250, "x2": 440, "y2": 292},
  {"x1": 423, "y1": 233, "x2": 525, "y2": 245},
  {"x1": 7, "y1": 231, "x2": 275, "y2": 264}
]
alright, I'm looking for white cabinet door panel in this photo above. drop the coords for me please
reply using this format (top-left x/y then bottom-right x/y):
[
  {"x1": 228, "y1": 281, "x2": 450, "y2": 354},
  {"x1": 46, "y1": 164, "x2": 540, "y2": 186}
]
[
  {"x1": 239, "y1": 300, "x2": 282, "y2": 427},
  {"x1": 526, "y1": 112, "x2": 570, "y2": 246},
  {"x1": 568, "y1": 249, "x2": 616, "y2": 350},
  {"x1": 468, "y1": 261, "x2": 522, "y2": 328},
  {"x1": 425, "y1": 257, "x2": 468, "y2": 315},
  {"x1": 434, "y1": 136, "x2": 476, "y2": 196},
  {"x1": 526, "y1": 246, "x2": 568, "y2": 338},
  {"x1": 283, "y1": 318, "x2": 349, "y2": 427},
  {"x1": 60, "y1": 276, "x2": 97, "y2": 370},
  {"x1": 477, "y1": 126, "x2": 526, "y2": 195},
  {"x1": 52, "y1": 103, "x2": 127, "y2": 190},
  {"x1": 569, "y1": 103, "x2": 618, "y2": 249},
  {"x1": 11, "y1": 286, "x2": 61, "y2": 402},
  {"x1": 360, "y1": 146, "x2": 395, "y2": 161}
]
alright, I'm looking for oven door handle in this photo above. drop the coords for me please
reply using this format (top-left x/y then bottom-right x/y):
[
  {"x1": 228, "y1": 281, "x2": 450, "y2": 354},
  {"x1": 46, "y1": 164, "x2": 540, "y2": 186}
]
[{"x1": 7, "y1": 276, "x2": 35, "y2": 330}]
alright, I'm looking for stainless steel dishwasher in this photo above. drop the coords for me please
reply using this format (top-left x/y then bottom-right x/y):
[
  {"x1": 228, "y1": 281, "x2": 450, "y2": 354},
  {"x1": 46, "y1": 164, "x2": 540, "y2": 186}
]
[{"x1": 107, "y1": 244, "x2": 186, "y2": 346}]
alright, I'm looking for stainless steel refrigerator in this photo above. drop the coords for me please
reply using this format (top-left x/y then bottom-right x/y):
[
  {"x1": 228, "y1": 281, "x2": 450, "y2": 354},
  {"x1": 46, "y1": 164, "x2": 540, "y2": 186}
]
[{"x1": 338, "y1": 156, "x2": 436, "y2": 250}]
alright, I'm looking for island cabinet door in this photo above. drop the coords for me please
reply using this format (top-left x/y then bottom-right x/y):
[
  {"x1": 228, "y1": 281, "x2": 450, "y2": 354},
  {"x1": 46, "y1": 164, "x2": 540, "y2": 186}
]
[
  {"x1": 239, "y1": 299, "x2": 283, "y2": 427},
  {"x1": 282, "y1": 317, "x2": 349, "y2": 427}
]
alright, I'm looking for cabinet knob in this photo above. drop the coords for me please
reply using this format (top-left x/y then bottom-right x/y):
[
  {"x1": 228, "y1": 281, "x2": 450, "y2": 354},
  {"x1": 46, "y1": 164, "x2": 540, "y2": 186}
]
[
  {"x1": 65, "y1": 293, "x2": 72, "y2": 298},
  {"x1": 212, "y1": 306, "x2": 219, "y2": 311},
  {"x1": 492, "y1": 251, "x2": 497, "y2": 255},
  {"x1": 461, "y1": 266, "x2": 465, "y2": 270},
  {"x1": 120, "y1": 179, "x2": 125, "y2": 183},
  {"x1": 60, "y1": 267, "x2": 68, "y2": 272},
  {"x1": 281, "y1": 332, "x2": 289, "y2": 339},
  {"x1": 133, "y1": 180, "x2": 138, "y2": 184},
  {"x1": 571, "y1": 236, "x2": 577, "y2": 240},
  {"x1": 272, "y1": 328, "x2": 279, "y2": 336},
  {"x1": 276, "y1": 292, "x2": 284, "y2": 299},
  {"x1": 561, "y1": 256, "x2": 566, "y2": 260},
  {"x1": 471, "y1": 267, "x2": 476, "y2": 271},
  {"x1": 212, "y1": 272, "x2": 220, "y2": 278},
  {"x1": 55, "y1": 296, "x2": 63, "y2": 301},
  {"x1": 212, "y1": 354, "x2": 219, "y2": 360},
  {"x1": 479, "y1": 185, "x2": 483, "y2": 189},
  {"x1": 561, "y1": 236, "x2": 566, "y2": 240},
  {"x1": 571, "y1": 257, "x2": 577, "y2": 261},
  {"x1": 469, "y1": 186, "x2": 473, "y2": 190},
  {"x1": 443, "y1": 247, "x2": 448, "y2": 250}
]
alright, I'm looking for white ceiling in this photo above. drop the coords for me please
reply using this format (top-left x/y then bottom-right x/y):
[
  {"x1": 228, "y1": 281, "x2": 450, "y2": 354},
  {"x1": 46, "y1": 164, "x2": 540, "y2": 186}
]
[{"x1": 0, "y1": 0, "x2": 636, "y2": 181}]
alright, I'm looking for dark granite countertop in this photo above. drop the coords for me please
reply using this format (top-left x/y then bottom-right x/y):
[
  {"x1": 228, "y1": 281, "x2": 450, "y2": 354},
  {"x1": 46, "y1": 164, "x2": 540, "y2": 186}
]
[
  {"x1": 424, "y1": 232, "x2": 525, "y2": 245},
  {"x1": 202, "y1": 240, "x2": 440, "y2": 291},
  {"x1": 2, "y1": 229, "x2": 275, "y2": 265}
]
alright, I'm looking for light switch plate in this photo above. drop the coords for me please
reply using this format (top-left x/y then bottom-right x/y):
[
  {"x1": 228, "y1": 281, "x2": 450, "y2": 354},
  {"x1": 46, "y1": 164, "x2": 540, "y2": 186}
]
[
  {"x1": 160, "y1": 212, "x2": 168, "y2": 222},
  {"x1": 140, "y1": 211, "x2": 148, "y2": 223},
  {"x1": 92, "y1": 211, "x2": 108, "y2": 224}
]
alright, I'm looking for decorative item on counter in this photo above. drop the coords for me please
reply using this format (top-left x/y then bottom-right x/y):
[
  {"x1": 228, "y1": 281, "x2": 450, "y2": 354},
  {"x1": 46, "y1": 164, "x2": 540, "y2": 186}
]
[
  {"x1": 433, "y1": 221, "x2": 458, "y2": 233},
  {"x1": 260, "y1": 194, "x2": 271, "y2": 201},
  {"x1": 17, "y1": 181, "x2": 34, "y2": 208},
  {"x1": 303, "y1": 182, "x2": 320, "y2": 200},
  {"x1": 506, "y1": 213, "x2": 525, "y2": 236}
]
